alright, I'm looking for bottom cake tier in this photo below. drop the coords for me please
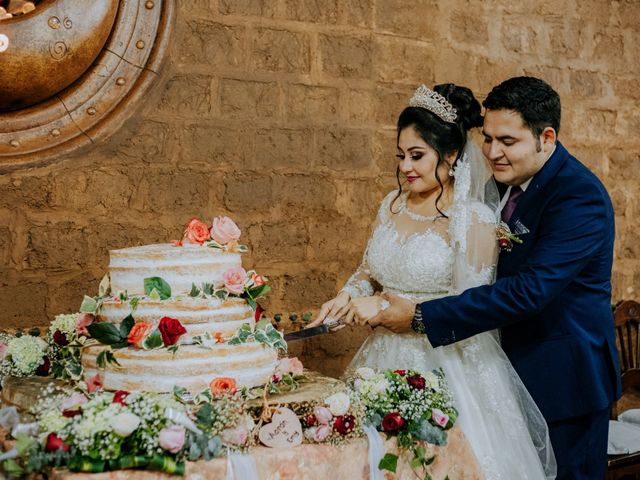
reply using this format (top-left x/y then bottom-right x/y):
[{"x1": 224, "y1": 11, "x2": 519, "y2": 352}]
[{"x1": 81, "y1": 342, "x2": 278, "y2": 393}]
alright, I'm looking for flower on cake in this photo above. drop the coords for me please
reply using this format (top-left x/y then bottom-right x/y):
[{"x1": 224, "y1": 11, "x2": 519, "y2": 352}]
[
  {"x1": 210, "y1": 377, "x2": 237, "y2": 396},
  {"x1": 183, "y1": 218, "x2": 212, "y2": 245},
  {"x1": 158, "y1": 317, "x2": 187, "y2": 346},
  {"x1": 210, "y1": 216, "x2": 241, "y2": 245},
  {"x1": 75, "y1": 313, "x2": 95, "y2": 337},
  {"x1": 223, "y1": 266, "x2": 248, "y2": 294},
  {"x1": 87, "y1": 372, "x2": 103, "y2": 393},
  {"x1": 127, "y1": 321, "x2": 155, "y2": 348},
  {"x1": 175, "y1": 215, "x2": 247, "y2": 252}
]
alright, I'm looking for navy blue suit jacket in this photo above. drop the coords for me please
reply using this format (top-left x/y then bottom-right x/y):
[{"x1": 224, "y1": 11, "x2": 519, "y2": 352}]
[{"x1": 423, "y1": 142, "x2": 621, "y2": 422}]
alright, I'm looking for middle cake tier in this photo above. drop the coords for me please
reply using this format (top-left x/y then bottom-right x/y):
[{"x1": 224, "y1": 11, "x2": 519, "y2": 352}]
[{"x1": 98, "y1": 296, "x2": 255, "y2": 340}]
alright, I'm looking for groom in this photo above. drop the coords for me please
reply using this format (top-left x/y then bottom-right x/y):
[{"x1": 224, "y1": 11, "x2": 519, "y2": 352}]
[{"x1": 371, "y1": 76, "x2": 621, "y2": 479}]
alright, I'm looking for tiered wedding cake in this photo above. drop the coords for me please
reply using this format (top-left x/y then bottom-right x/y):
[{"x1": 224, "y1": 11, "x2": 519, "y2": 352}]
[{"x1": 81, "y1": 217, "x2": 279, "y2": 394}]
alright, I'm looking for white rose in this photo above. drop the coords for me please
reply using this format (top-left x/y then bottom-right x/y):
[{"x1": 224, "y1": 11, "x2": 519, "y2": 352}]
[
  {"x1": 110, "y1": 412, "x2": 141, "y2": 437},
  {"x1": 373, "y1": 378, "x2": 390, "y2": 394},
  {"x1": 425, "y1": 372, "x2": 439, "y2": 389},
  {"x1": 355, "y1": 367, "x2": 375, "y2": 380},
  {"x1": 325, "y1": 392, "x2": 350, "y2": 416}
]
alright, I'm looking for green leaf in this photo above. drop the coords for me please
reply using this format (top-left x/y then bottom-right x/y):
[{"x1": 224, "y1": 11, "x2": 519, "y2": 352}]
[
  {"x1": 142, "y1": 328, "x2": 164, "y2": 350},
  {"x1": 228, "y1": 323, "x2": 253, "y2": 345},
  {"x1": 378, "y1": 453, "x2": 398, "y2": 473},
  {"x1": 87, "y1": 322, "x2": 124, "y2": 345},
  {"x1": 214, "y1": 289, "x2": 228, "y2": 301},
  {"x1": 96, "y1": 349, "x2": 120, "y2": 368},
  {"x1": 246, "y1": 297, "x2": 256, "y2": 310},
  {"x1": 148, "y1": 288, "x2": 161, "y2": 301},
  {"x1": 189, "y1": 284, "x2": 201, "y2": 297},
  {"x1": 248, "y1": 284, "x2": 270, "y2": 299},
  {"x1": 3, "y1": 459, "x2": 24, "y2": 476},
  {"x1": 15, "y1": 433, "x2": 34, "y2": 454},
  {"x1": 80, "y1": 295, "x2": 98, "y2": 313},
  {"x1": 410, "y1": 456, "x2": 423, "y2": 470},
  {"x1": 203, "y1": 283, "x2": 214, "y2": 296},
  {"x1": 129, "y1": 297, "x2": 140, "y2": 311},
  {"x1": 144, "y1": 277, "x2": 172, "y2": 300},
  {"x1": 119, "y1": 315, "x2": 135, "y2": 338},
  {"x1": 167, "y1": 344, "x2": 180, "y2": 355},
  {"x1": 119, "y1": 291, "x2": 128, "y2": 302},
  {"x1": 98, "y1": 274, "x2": 111, "y2": 297},
  {"x1": 172, "y1": 385, "x2": 193, "y2": 404},
  {"x1": 192, "y1": 332, "x2": 217, "y2": 349},
  {"x1": 236, "y1": 244, "x2": 249, "y2": 252}
]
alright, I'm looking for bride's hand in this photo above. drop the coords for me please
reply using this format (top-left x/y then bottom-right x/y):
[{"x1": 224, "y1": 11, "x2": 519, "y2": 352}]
[
  {"x1": 343, "y1": 296, "x2": 385, "y2": 326},
  {"x1": 308, "y1": 291, "x2": 351, "y2": 328}
]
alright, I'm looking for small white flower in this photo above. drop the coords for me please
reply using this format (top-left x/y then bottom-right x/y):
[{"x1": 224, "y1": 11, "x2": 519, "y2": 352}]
[
  {"x1": 425, "y1": 372, "x2": 439, "y2": 389},
  {"x1": 325, "y1": 392, "x2": 350, "y2": 416},
  {"x1": 373, "y1": 378, "x2": 390, "y2": 394},
  {"x1": 355, "y1": 367, "x2": 375, "y2": 380},
  {"x1": 110, "y1": 412, "x2": 141, "y2": 437}
]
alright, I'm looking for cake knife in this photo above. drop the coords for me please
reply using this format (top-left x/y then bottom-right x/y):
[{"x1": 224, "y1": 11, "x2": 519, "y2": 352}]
[{"x1": 283, "y1": 319, "x2": 344, "y2": 342}]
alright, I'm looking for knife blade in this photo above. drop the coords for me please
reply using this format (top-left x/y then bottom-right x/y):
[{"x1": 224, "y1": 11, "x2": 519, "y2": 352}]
[{"x1": 283, "y1": 319, "x2": 343, "y2": 342}]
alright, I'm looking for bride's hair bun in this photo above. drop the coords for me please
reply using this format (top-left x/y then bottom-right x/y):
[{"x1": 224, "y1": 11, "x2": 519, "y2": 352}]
[{"x1": 434, "y1": 83, "x2": 483, "y2": 131}]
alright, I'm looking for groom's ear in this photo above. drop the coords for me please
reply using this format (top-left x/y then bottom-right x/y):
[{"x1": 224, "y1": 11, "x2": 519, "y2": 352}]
[{"x1": 540, "y1": 127, "x2": 557, "y2": 155}]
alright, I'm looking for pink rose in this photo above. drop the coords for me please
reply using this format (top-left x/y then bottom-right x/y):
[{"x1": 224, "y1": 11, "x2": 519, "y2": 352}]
[
  {"x1": 76, "y1": 313, "x2": 95, "y2": 337},
  {"x1": 313, "y1": 424, "x2": 332, "y2": 442},
  {"x1": 159, "y1": 425, "x2": 186, "y2": 453},
  {"x1": 276, "y1": 357, "x2": 304, "y2": 377},
  {"x1": 87, "y1": 373, "x2": 103, "y2": 393},
  {"x1": 313, "y1": 406, "x2": 333, "y2": 425},
  {"x1": 210, "y1": 216, "x2": 241, "y2": 245},
  {"x1": 221, "y1": 425, "x2": 249, "y2": 446},
  {"x1": 0, "y1": 342, "x2": 6, "y2": 361},
  {"x1": 61, "y1": 392, "x2": 88, "y2": 411},
  {"x1": 251, "y1": 272, "x2": 266, "y2": 286},
  {"x1": 223, "y1": 267, "x2": 247, "y2": 295},
  {"x1": 432, "y1": 408, "x2": 449, "y2": 428}
]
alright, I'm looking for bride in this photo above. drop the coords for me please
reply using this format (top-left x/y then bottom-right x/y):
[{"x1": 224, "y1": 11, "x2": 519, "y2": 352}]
[{"x1": 310, "y1": 84, "x2": 556, "y2": 479}]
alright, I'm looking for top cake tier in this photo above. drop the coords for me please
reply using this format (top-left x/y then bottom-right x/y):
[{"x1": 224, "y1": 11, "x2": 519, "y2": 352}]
[{"x1": 109, "y1": 243, "x2": 242, "y2": 295}]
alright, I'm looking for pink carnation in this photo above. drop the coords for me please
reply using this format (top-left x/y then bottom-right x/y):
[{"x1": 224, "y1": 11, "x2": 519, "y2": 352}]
[
  {"x1": 159, "y1": 425, "x2": 186, "y2": 453},
  {"x1": 210, "y1": 216, "x2": 241, "y2": 245},
  {"x1": 432, "y1": 408, "x2": 449, "y2": 428},
  {"x1": 223, "y1": 267, "x2": 247, "y2": 295},
  {"x1": 75, "y1": 313, "x2": 95, "y2": 337}
]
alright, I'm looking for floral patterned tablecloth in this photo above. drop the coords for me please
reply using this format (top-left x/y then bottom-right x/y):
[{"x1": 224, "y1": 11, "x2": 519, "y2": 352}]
[{"x1": 51, "y1": 427, "x2": 483, "y2": 480}]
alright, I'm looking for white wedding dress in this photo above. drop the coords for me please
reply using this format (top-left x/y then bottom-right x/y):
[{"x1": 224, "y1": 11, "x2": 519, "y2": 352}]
[{"x1": 342, "y1": 187, "x2": 555, "y2": 479}]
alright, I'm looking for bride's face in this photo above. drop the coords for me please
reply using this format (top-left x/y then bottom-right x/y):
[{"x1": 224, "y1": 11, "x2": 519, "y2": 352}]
[{"x1": 397, "y1": 126, "x2": 452, "y2": 195}]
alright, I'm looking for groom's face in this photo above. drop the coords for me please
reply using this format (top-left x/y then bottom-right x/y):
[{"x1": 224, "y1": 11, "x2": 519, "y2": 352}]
[{"x1": 482, "y1": 109, "x2": 550, "y2": 186}]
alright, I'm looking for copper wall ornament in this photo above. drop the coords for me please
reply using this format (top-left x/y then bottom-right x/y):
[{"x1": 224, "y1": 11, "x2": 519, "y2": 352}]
[{"x1": 0, "y1": 0, "x2": 175, "y2": 172}]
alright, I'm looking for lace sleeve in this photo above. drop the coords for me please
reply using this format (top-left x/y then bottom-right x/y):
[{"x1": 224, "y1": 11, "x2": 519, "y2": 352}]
[
  {"x1": 450, "y1": 202, "x2": 499, "y2": 294},
  {"x1": 340, "y1": 191, "x2": 396, "y2": 299}
]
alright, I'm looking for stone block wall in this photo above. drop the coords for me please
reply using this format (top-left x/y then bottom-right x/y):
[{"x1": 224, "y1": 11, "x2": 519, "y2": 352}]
[{"x1": 1, "y1": 0, "x2": 639, "y2": 376}]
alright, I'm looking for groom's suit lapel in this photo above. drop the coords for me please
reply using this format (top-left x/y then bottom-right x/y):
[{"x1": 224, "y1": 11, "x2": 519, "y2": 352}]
[{"x1": 506, "y1": 141, "x2": 569, "y2": 229}]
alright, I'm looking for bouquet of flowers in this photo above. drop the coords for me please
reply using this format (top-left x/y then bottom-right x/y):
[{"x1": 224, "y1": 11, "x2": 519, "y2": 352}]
[{"x1": 351, "y1": 367, "x2": 457, "y2": 478}]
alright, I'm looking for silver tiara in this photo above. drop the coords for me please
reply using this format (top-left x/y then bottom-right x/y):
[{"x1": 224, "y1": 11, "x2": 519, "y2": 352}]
[{"x1": 408, "y1": 84, "x2": 457, "y2": 123}]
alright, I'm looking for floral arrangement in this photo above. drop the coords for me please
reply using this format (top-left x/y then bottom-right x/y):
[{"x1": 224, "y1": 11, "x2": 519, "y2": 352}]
[
  {"x1": 300, "y1": 391, "x2": 364, "y2": 445},
  {"x1": 0, "y1": 384, "x2": 260, "y2": 476},
  {"x1": 496, "y1": 221, "x2": 523, "y2": 252},
  {"x1": 46, "y1": 313, "x2": 88, "y2": 381},
  {"x1": 351, "y1": 367, "x2": 457, "y2": 477},
  {"x1": 174, "y1": 216, "x2": 248, "y2": 253}
]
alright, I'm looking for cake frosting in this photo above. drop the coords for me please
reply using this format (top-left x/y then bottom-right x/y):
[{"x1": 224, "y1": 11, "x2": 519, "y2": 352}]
[
  {"x1": 81, "y1": 216, "x2": 279, "y2": 394},
  {"x1": 109, "y1": 243, "x2": 241, "y2": 295}
]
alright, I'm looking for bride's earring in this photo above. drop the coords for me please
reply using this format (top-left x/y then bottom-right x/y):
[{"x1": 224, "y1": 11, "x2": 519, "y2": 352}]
[{"x1": 448, "y1": 168, "x2": 454, "y2": 177}]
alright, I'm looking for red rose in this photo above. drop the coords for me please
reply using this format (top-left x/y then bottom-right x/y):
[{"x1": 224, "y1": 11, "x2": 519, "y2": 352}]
[
  {"x1": 53, "y1": 330, "x2": 69, "y2": 346},
  {"x1": 112, "y1": 390, "x2": 130, "y2": 406},
  {"x1": 498, "y1": 238, "x2": 510, "y2": 249},
  {"x1": 35, "y1": 356, "x2": 50, "y2": 376},
  {"x1": 407, "y1": 374, "x2": 426, "y2": 390},
  {"x1": 394, "y1": 370, "x2": 407, "y2": 376},
  {"x1": 254, "y1": 304, "x2": 264, "y2": 322},
  {"x1": 382, "y1": 412, "x2": 406, "y2": 432},
  {"x1": 333, "y1": 415, "x2": 356, "y2": 435},
  {"x1": 158, "y1": 317, "x2": 187, "y2": 346},
  {"x1": 45, "y1": 433, "x2": 71, "y2": 453},
  {"x1": 302, "y1": 414, "x2": 318, "y2": 427}
]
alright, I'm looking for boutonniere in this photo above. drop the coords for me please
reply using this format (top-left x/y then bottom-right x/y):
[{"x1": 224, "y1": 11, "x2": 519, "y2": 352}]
[{"x1": 496, "y1": 222, "x2": 523, "y2": 252}]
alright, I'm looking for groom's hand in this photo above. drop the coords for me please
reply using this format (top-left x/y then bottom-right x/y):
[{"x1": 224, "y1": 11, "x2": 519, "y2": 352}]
[{"x1": 368, "y1": 292, "x2": 415, "y2": 333}]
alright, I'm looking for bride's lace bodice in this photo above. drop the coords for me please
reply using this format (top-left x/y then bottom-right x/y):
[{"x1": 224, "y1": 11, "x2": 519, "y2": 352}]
[{"x1": 342, "y1": 189, "x2": 497, "y2": 302}]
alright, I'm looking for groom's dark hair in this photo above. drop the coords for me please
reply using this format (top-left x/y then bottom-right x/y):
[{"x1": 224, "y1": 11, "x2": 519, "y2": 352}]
[{"x1": 483, "y1": 76, "x2": 561, "y2": 138}]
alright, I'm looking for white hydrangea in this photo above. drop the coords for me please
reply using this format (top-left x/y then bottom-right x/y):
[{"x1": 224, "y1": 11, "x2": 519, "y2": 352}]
[
  {"x1": 49, "y1": 313, "x2": 79, "y2": 337},
  {"x1": 5, "y1": 336, "x2": 47, "y2": 375}
]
